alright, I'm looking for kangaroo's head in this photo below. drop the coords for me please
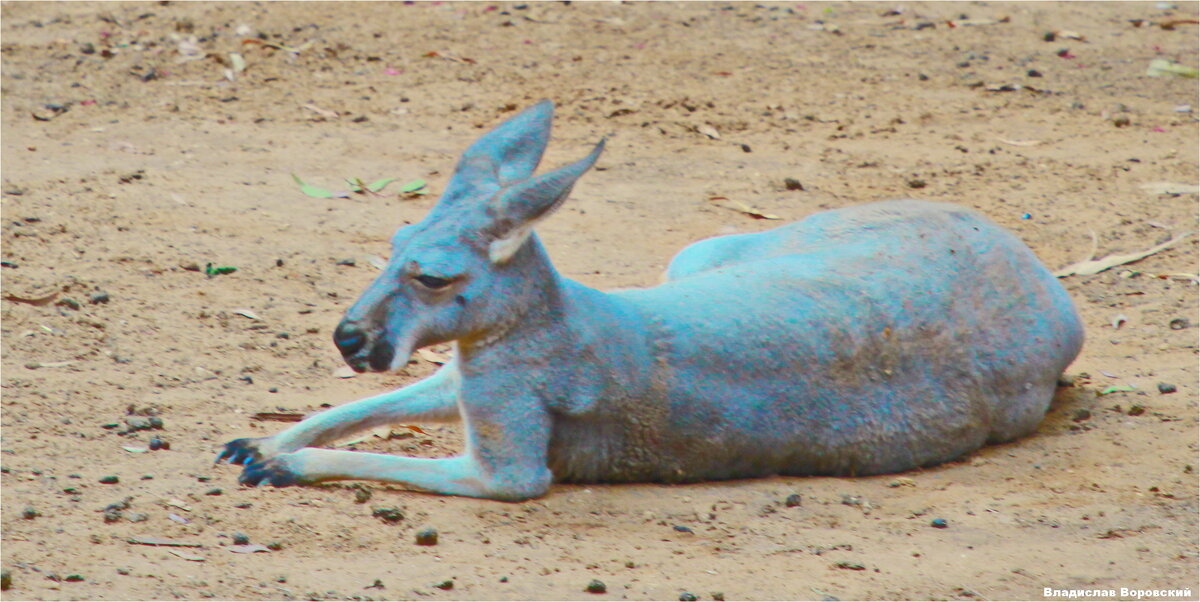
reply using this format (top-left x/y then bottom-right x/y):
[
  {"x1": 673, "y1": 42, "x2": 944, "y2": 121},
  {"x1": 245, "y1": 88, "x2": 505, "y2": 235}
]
[{"x1": 333, "y1": 101, "x2": 604, "y2": 372}]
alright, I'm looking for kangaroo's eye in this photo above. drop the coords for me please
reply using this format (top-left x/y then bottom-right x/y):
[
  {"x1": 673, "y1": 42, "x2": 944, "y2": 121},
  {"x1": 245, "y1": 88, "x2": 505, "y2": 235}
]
[{"x1": 414, "y1": 274, "x2": 453, "y2": 290}]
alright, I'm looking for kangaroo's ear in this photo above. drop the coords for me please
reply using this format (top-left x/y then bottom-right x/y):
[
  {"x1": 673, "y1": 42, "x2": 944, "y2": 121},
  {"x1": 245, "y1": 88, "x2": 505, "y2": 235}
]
[
  {"x1": 486, "y1": 139, "x2": 605, "y2": 263},
  {"x1": 456, "y1": 100, "x2": 555, "y2": 187}
]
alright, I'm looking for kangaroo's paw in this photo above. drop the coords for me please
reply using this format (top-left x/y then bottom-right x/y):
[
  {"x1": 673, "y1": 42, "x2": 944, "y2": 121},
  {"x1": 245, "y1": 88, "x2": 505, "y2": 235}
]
[
  {"x1": 239, "y1": 456, "x2": 304, "y2": 488},
  {"x1": 216, "y1": 437, "x2": 276, "y2": 466}
]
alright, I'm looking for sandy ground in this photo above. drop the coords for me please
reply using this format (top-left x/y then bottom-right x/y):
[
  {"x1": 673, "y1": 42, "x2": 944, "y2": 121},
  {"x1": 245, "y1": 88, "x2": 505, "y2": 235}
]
[{"x1": 1, "y1": 2, "x2": 1198, "y2": 601}]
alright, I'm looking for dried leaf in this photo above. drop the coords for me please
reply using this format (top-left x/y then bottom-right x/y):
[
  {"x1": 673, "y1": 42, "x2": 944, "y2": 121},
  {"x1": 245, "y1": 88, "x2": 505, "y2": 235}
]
[
  {"x1": 122, "y1": 446, "x2": 149, "y2": 453},
  {"x1": 416, "y1": 346, "x2": 452, "y2": 365},
  {"x1": 167, "y1": 549, "x2": 206, "y2": 562},
  {"x1": 300, "y1": 104, "x2": 339, "y2": 119},
  {"x1": 997, "y1": 138, "x2": 1043, "y2": 146},
  {"x1": 252, "y1": 412, "x2": 306, "y2": 423},
  {"x1": 227, "y1": 544, "x2": 271, "y2": 554},
  {"x1": 229, "y1": 51, "x2": 246, "y2": 73},
  {"x1": 697, "y1": 124, "x2": 721, "y2": 140},
  {"x1": 1111, "y1": 314, "x2": 1128, "y2": 329},
  {"x1": 4, "y1": 291, "x2": 60, "y2": 306},
  {"x1": 1098, "y1": 385, "x2": 1136, "y2": 396},
  {"x1": 128, "y1": 537, "x2": 203, "y2": 547},
  {"x1": 1146, "y1": 59, "x2": 1199, "y2": 78},
  {"x1": 32, "y1": 360, "x2": 75, "y2": 369},
  {"x1": 165, "y1": 498, "x2": 192, "y2": 512},
  {"x1": 333, "y1": 365, "x2": 358, "y2": 379},
  {"x1": 1139, "y1": 181, "x2": 1200, "y2": 195},
  {"x1": 233, "y1": 308, "x2": 262, "y2": 321},
  {"x1": 1054, "y1": 232, "x2": 1194, "y2": 278},
  {"x1": 1053, "y1": 29, "x2": 1086, "y2": 41},
  {"x1": 168, "y1": 513, "x2": 190, "y2": 525},
  {"x1": 710, "y1": 196, "x2": 781, "y2": 220}
]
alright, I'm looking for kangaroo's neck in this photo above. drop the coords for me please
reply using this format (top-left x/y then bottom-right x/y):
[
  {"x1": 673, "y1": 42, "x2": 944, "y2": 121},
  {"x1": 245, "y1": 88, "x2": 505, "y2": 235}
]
[{"x1": 456, "y1": 236, "x2": 653, "y2": 397}]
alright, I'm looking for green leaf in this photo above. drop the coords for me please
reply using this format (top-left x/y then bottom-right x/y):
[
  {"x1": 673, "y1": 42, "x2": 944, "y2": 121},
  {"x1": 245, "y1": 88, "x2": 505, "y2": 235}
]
[
  {"x1": 368, "y1": 177, "x2": 399, "y2": 192},
  {"x1": 1099, "y1": 385, "x2": 1135, "y2": 396},
  {"x1": 292, "y1": 174, "x2": 335, "y2": 199},
  {"x1": 1146, "y1": 59, "x2": 1199, "y2": 79},
  {"x1": 400, "y1": 179, "x2": 426, "y2": 194},
  {"x1": 204, "y1": 263, "x2": 238, "y2": 277}
]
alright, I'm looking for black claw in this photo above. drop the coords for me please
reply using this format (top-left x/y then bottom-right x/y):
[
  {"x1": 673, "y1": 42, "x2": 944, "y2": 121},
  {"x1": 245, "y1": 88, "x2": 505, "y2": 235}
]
[
  {"x1": 216, "y1": 438, "x2": 263, "y2": 466},
  {"x1": 239, "y1": 460, "x2": 300, "y2": 488}
]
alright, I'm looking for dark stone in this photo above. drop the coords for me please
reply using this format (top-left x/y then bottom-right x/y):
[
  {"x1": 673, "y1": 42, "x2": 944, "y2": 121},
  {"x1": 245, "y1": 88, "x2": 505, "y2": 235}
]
[
  {"x1": 1157, "y1": 383, "x2": 1177, "y2": 394},
  {"x1": 232, "y1": 533, "x2": 250, "y2": 545},
  {"x1": 785, "y1": 493, "x2": 803, "y2": 507},
  {"x1": 98, "y1": 475, "x2": 119, "y2": 484},
  {"x1": 415, "y1": 527, "x2": 438, "y2": 546},
  {"x1": 931, "y1": 518, "x2": 948, "y2": 528},
  {"x1": 585, "y1": 580, "x2": 607, "y2": 594},
  {"x1": 372, "y1": 507, "x2": 405, "y2": 523}
]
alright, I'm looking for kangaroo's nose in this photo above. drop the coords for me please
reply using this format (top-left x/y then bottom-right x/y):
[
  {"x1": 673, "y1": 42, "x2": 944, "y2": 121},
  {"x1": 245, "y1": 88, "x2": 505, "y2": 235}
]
[{"x1": 333, "y1": 321, "x2": 367, "y2": 357}]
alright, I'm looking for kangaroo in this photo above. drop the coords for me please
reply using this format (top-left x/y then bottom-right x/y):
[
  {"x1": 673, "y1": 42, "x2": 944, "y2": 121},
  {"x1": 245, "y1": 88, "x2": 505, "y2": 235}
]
[{"x1": 217, "y1": 101, "x2": 1085, "y2": 501}]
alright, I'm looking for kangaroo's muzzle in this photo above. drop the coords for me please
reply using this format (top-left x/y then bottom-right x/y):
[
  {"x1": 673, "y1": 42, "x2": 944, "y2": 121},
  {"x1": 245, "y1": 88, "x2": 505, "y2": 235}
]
[{"x1": 333, "y1": 320, "x2": 395, "y2": 372}]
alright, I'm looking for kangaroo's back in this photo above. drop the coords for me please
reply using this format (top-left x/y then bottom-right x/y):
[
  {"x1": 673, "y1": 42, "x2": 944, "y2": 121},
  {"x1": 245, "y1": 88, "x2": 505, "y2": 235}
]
[{"x1": 568, "y1": 200, "x2": 1085, "y2": 480}]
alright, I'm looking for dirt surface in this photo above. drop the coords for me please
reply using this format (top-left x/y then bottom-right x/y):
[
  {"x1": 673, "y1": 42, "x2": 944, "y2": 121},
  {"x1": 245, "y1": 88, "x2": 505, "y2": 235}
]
[{"x1": 2, "y1": 2, "x2": 1198, "y2": 600}]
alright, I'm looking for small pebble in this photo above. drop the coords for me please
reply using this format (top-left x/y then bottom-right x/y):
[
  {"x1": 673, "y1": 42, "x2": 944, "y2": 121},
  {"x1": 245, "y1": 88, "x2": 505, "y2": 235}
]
[
  {"x1": 907, "y1": 178, "x2": 927, "y2": 189},
  {"x1": 785, "y1": 493, "x2": 802, "y2": 507},
  {"x1": 89, "y1": 292, "x2": 110, "y2": 305},
  {"x1": 783, "y1": 177, "x2": 804, "y2": 191},
  {"x1": 205, "y1": 488, "x2": 223, "y2": 496},
  {"x1": 680, "y1": 593, "x2": 699, "y2": 601},
  {"x1": 1169, "y1": 318, "x2": 1188, "y2": 330},
  {"x1": 266, "y1": 542, "x2": 284, "y2": 551},
  {"x1": 1, "y1": 570, "x2": 10, "y2": 591},
  {"x1": 232, "y1": 533, "x2": 250, "y2": 545},
  {"x1": 1157, "y1": 383, "x2": 1177, "y2": 394},
  {"x1": 372, "y1": 507, "x2": 405, "y2": 523},
  {"x1": 835, "y1": 561, "x2": 866, "y2": 570},
  {"x1": 116, "y1": 568, "x2": 131, "y2": 576},
  {"x1": 1071, "y1": 409, "x2": 1091, "y2": 422},
  {"x1": 22, "y1": 507, "x2": 39, "y2": 520},
  {"x1": 335, "y1": 258, "x2": 357, "y2": 267},
  {"x1": 1043, "y1": 31, "x2": 1056, "y2": 42},
  {"x1": 99, "y1": 475, "x2": 119, "y2": 484},
  {"x1": 148, "y1": 438, "x2": 169, "y2": 451},
  {"x1": 1026, "y1": 69, "x2": 1042, "y2": 77},
  {"x1": 712, "y1": 594, "x2": 725, "y2": 601},
  {"x1": 352, "y1": 485, "x2": 372, "y2": 504},
  {"x1": 931, "y1": 518, "x2": 949, "y2": 528},
  {"x1": 433, "y1": 580, "x2": 454, "y2": 591},
  {"x1": 585, "y1": 579, "x2": 607, "y2": 594},
  {"x1": 499, "y1": 576, "x2": 509, "y2": 583},
  {"x1": 64, "y1": 574, "x2": 84, "y2": 582},
  {"x1": 1128, "y1": 404, "x2": 1146, "y2": 416},
  {"x1": 148, "y1": 416, "x2": 164, "y2": 429},
  {"x1": 415, "y1": 527, "x2": 438, "y2": 546},
  {"x1": 1112, "y1": 115, "x2": 1131, "y2": 128},
  {"x1": 740, "y1": 144, "x2": 752, "y2": 153},
  {"x1": 673, "y1": 525, "x2": 694, "y2": 534}
]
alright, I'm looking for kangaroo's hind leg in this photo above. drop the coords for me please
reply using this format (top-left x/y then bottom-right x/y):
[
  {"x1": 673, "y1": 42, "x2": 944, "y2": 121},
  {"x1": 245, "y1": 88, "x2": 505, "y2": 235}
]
[{"x1": 216, "y1": 360, "x2": 462, "y2": 467}]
